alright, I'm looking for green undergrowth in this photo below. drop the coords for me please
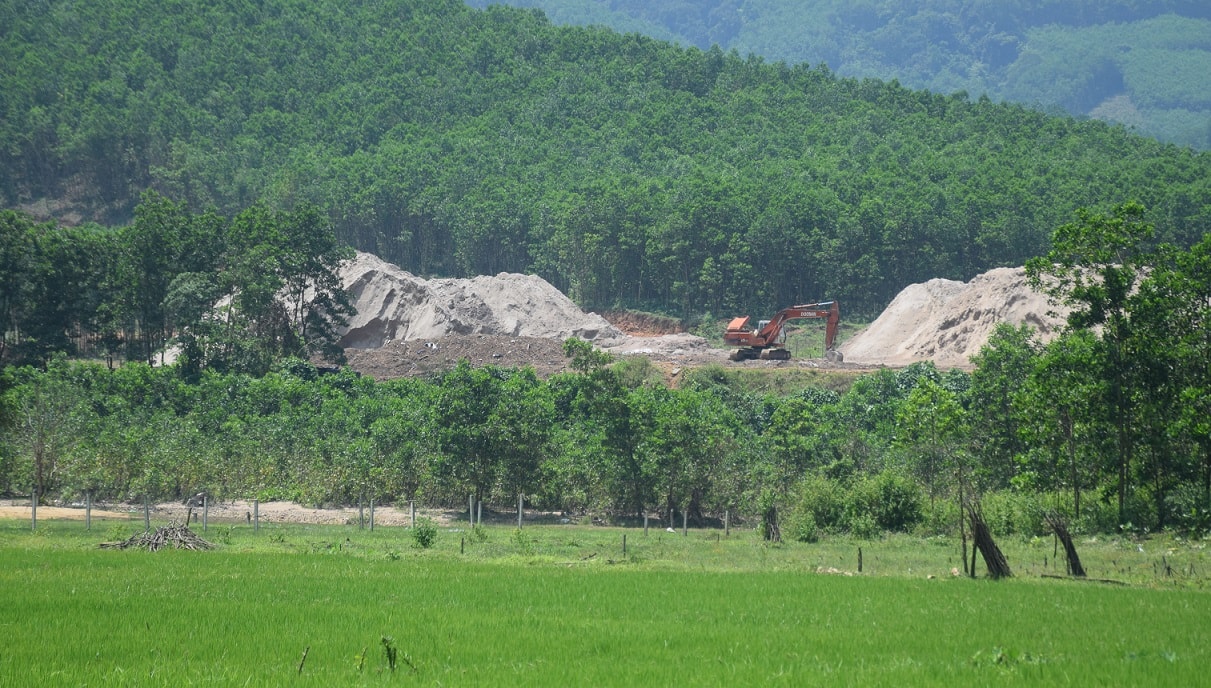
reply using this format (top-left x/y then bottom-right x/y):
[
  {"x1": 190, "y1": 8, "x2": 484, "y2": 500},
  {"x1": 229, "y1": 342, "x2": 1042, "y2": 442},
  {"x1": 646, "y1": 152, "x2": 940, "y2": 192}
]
[{"x1": 2, "y1": 520, "x2": 1209, "y2": 686}]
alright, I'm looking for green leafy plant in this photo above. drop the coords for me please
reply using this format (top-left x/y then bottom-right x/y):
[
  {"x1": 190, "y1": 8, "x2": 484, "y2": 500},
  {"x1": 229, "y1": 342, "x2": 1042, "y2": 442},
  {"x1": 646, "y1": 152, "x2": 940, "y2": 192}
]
[
  {"x1": 789, "y1": 512, "x2": 819, "y2": 544},
  {"x1": 511, "y1": 528, "x2": 535, "y2": 555},
  {"x1": 105, "y1": 524, "x2": 130, "y2": 541},
  {"x1": 411, "y1": 518, "x2": 437, "y2": 549},
  {"x1": 848, "y1": 512, "x2": 880, "y2": 540}
]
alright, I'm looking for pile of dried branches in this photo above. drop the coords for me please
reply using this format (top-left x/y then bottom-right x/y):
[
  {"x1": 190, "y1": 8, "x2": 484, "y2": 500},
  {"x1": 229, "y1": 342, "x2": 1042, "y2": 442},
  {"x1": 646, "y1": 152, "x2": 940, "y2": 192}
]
[
  {"x1": 966, "y1": 503, "x2": 1012, "y2": 579},
  {"x1": 1043, "y1": 511, "x2": 1086, "y2": 577},
  {"x1": 99, "y1": 521, "x2": 215, "y2": 551}
]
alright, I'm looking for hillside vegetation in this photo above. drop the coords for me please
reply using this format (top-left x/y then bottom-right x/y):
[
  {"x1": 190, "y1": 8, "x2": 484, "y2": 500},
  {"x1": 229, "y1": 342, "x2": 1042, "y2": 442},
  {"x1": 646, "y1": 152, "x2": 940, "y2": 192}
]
[
  {"x1": 2, "y1": 0, "x2": 1210, "y2": 320},
  {"x1": 473, "y1": 0, "x2": 1211, "y2": 149}
]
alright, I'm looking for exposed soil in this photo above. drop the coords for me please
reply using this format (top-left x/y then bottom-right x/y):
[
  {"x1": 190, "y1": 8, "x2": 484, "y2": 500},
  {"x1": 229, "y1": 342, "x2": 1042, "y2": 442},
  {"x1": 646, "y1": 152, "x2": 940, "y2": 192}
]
[
  {"x1": 600, "y1": 310, "x2": 685, "y2": 336},
  {"x1": 0, "y1": 499, "x2": 571, "y2": 528},
  {"x1": 345, "y1": 334, "x2": 575, "y2": 380},
  {"x1": 337, "y1": 252, "x2": 623, "y2": 348},
  {"x1": 0, "y1": 505, "x2": 128, "y2": 521},
  {"x1": 335, "y1": 252, "x2": 883, "y2": 381}
]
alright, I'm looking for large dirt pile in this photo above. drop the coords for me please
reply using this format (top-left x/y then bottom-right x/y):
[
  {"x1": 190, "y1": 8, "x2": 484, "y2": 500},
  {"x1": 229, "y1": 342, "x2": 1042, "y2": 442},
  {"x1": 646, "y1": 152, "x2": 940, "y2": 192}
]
[
  {"x1": 840, "y1": 267, "x2": 1068, "y2": 368},
  {"x1": 337, "y1": 252, "x2": 623, "y2": 349},
  {"x1": 335, "y1": 253, "x2": 729, "y2": 380}
]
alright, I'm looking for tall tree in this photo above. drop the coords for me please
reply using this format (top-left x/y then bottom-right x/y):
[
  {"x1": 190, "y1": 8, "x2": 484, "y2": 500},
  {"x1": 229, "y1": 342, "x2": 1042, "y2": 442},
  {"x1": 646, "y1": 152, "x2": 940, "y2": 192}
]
[
  {"x1": 967, "y1": 323, "x2": 1038, "y2": 489},
  {"x1": 1027, "y1": 201, "x2": 1154, "y2": 524},
  {"x1": 3, "y1": 358, "x2": 83, "y2": 502},
  {"x1": 1015, "y1": 330, "x2": 1105, "y2": 520}
]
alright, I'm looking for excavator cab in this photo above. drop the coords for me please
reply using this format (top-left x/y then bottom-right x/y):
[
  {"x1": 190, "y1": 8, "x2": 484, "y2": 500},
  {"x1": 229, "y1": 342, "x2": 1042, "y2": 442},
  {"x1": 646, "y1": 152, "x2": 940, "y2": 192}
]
[{"x1": 725, "y1": 316, "x2": 753, "y2": 333}]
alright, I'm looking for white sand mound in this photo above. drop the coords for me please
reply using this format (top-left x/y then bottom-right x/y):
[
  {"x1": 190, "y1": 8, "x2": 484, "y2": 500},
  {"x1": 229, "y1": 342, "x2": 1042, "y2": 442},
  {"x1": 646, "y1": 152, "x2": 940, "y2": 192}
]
[
  {"x1": 840, "y1": 267, "x2": 1068, "y2": 367},
  {"x1": 337, "y1": 252, "x2": 623, "y2": 348}
]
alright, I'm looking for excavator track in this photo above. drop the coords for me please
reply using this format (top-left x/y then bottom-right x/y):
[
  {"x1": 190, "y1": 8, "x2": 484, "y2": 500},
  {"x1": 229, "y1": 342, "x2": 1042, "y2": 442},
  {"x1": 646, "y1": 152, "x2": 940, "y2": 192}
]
[
  {"x1": 760, "y1": 349, "x2": 792, "y2": 360},
  {"x1": 729, "y1": 348, "x2": 760, "y2": 361}
]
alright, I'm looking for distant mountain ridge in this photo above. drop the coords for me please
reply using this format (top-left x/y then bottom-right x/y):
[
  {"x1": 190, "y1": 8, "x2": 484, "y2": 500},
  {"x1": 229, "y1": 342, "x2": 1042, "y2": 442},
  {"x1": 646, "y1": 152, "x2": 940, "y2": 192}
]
[{"x1": 466, "y1": 0, "x2": 1211, "y2": 149}]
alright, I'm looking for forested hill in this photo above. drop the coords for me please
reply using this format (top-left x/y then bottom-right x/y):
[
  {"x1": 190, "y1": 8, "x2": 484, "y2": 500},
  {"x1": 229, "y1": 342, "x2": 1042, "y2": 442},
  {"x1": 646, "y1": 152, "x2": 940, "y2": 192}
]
[
  {"x1": 3, "y1": 0, "x2": 1211, "y2": 317},
  {"x1": 468, "y1": 0, "x2": 1211, "y2": 150}
]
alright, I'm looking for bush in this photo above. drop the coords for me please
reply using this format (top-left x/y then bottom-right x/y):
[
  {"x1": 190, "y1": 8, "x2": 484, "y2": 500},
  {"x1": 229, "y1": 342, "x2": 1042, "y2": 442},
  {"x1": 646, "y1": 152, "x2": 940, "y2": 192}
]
[
  {"x1": 918, "y1": 497, "x2": 961, "y2": 536},
  {"x1": 788, "y1": 512, "x2": 819, "y2": 543},
  {"x1": 788, "y1": 473, "x2": 846, "y2": 534},
  {"x1": 849, "y1": 469, "x2": 922, "y2": 533},
  {"x1": 1169, "y1": 483, "x2": 1211, "y2": 536},
  {"x1": 411, "y1": 518, "x2": 438, "y2": 549},
  {"x1": 980, "y1": 490, "x2": 1049, "y2": 536},
  {"x1": 511, "y1": 527, "x2": 535, "y2": 555},
  {"x1": 848, "y1": 512, "x2": 880, "y2": 540}
]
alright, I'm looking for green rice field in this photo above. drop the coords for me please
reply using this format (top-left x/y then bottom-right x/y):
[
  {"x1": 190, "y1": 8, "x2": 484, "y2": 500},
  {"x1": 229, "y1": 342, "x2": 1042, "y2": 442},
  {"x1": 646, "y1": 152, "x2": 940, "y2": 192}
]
[{"x1": 2, "y1": 518, "x2": 1209, "y2": 686}]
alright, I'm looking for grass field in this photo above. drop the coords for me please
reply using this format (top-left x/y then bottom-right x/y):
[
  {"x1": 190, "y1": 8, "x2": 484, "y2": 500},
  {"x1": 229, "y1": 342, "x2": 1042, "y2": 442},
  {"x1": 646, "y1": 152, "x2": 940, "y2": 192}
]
[{"x1": 2, "y1": 518, "x2": 1209, "y2": 686}]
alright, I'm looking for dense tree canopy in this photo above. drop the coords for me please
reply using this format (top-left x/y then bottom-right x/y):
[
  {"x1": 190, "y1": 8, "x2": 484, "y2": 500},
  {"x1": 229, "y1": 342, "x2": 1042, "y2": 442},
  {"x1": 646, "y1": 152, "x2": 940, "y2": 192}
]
[
  {"x1": 3, "y1": 0, "x2": 1211, "y2": 321},
  {"x1": 0, "y1": 195, "x2": 352, "y2": 372}
]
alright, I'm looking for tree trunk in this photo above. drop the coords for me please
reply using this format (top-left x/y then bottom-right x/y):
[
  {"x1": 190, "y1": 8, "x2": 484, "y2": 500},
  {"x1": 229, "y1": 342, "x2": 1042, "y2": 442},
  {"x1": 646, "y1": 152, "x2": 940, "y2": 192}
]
[
  {"x1": 1064, "y1": 410, "x2": 1080, "y2": 519},
  {"x1": 761, "y1": 504, "x2": 780, "y2": 543}
]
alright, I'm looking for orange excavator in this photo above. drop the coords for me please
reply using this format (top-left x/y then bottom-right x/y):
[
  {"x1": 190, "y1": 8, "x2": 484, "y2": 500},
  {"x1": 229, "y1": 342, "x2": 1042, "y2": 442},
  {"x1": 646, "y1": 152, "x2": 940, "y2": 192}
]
[{"x1": 723, "y1": 301, "x2": 841, "y2": 361}]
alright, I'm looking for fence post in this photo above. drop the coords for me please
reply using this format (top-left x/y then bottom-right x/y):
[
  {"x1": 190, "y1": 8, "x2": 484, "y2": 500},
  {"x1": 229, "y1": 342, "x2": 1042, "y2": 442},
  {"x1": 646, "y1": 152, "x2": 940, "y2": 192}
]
[
  {"x1": 31, "y1": 488, "x2": 37, "y2": 531},
  {"x1": 725, "y1": 509, "x2": 730, "y2": 536},
  {"x1": 253, "y1": 499, "x2": 259, "y2": 532},
  {"x1": 517, "y1": 494, "x2": 523, "y2": 529},
  {"x1": 86, "y1": 491, "x2": 91, "y2": 531},
  {"x1": 369, "y1": 499, "x2": 375, "y2": 532},
  {"x1": 203, "y1": 494, "x2": 208, "y2": 532},
  {"x1": 469, "y1": 495, "x2": 474, "y2": 526},
  {"x1": 144, "y1": 498, "x2": 150, "y2": 532},
  {"x1": 410, "y1": 500, "x2": 415, "y2": 528},
  {"x1": 644, "y1": 513, "x2": 649, "y2": 536},
  {"x1": 477, "y1": 500, "x2": 482, "y2": 527}
]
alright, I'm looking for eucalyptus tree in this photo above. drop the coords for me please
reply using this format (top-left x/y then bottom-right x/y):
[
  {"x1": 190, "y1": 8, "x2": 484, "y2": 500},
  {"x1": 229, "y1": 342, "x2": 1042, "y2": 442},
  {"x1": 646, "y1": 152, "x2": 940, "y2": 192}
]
[
  {"x1": 1027, "y1": 201, "x2": 1155, "y2": 524},
  {"x1": 967, "y1": 323, "x2": 1039, "y2": 489},
  {"x1": 0, "y1": 211, "x2": 34, "y2": 365},
  {"x1": 895, "y1": 378, "x2": 969, "y2": 510},
  {"x1": 1014, "y1": 330, "x2": 1106, "y2": 520},
  {"x1": 1123, "y1": 233, "x2": 1211, "y2": 528},
  {"x1": 638, "y1": 386, "x2": 743, "y2": 522},
  {"x1": 112, "y1": 192, "x2": 219, "y2": 364}
]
